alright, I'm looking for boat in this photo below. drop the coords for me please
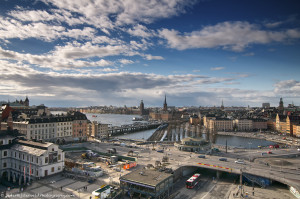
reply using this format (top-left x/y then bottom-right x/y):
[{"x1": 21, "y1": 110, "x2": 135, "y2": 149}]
[
  {"x1": 132, "y1": 117, "x2": 143, "y2": 121},
  {"x1": 92, "y1": 115, "x2": 97, "y2": 117}
]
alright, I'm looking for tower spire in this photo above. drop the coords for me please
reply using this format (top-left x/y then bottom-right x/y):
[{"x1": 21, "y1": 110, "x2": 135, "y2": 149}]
[{"x1": 163, "y1": 94, "x2": 168, "y2": 111}]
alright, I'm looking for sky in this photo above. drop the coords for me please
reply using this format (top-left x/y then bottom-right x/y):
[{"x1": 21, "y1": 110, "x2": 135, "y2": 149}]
[{"x1": 0, "y1": 0, "x2": 300, "y2": 108}]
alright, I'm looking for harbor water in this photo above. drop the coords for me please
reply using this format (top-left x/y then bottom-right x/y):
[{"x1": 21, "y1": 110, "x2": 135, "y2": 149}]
[{"x1": 85, "y1": 114, "x2": 276, "y2": 148}]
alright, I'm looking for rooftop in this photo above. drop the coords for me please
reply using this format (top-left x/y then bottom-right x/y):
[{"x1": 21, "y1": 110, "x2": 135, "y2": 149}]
[
  {"x1": 11, "y1": 144, "x2": 46, "y2": 156},
  {"x1": 120, "y1": 169, "x2": 173, "y2": 187}
]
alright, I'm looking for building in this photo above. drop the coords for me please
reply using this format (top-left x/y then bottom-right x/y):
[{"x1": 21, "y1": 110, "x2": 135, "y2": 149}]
[
  {"x1": 120, "y1": 168, "x2": 173, "y2": 199},
  {"x1": 234, "y1": 119, "x2": 253, "y2": 131},
  {"x1": 175, "y1": 137, "x2": 211, "y2": 153},
  {"x1": 292, "y1": 124, "x2": 300, "y2": 137},
  {"x1": 262, "y1": 103, "x2": 270, "y2": 109},
  {"x1": 163, "y1": 95, "x2": 167, "y2": 111},
  {"x1": 149, "y1": 95, "x2": 173, "y2": 121},
  {"x1": 89, "y1": 121, "x2": 109, "y2": 139},
  {"x1": 0, "y1": 130, "x2": 64, "y2": 185},
  {"x1": 56, "y1": 116, "x2": 73, "y2": 142},
  {"x1": 275, "y1": 114, "x2": 300, "y2": 136},
  {"x1": 252, "y1": 119, "x2": 268, "y2": 131},
  {"x1": 189, "y1": 114, "x2": 200, "y2": 125},
  {"x1": 13, "y1": 117, "x2": 57, "y2": 142},
  {"x1": 71, "y1": 111, "x2": 88, "y2": 142},
  {"x1": 208, "y1": 118, "x2": 233, "y2": 132},
  {"x1": 203, "y1": 114, "x2": 215, "y2": 128},
  {"x1": 278, "y1": 98, "x2": 284, "y2": 114}
]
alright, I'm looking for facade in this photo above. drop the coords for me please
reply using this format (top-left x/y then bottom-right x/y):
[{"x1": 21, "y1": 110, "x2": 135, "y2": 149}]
[
  {"x1": 56, "y1": 116, "x2": 73, "y2": 142},
  {"x1": 203, "y1": 115, "x2": 215, "y2": 128},
  {"x1": 208, "y1": 118, "x2": 233, "y2": 131},
  {"x1": 278, "y1": 98, "x2": 284, "y2": 114},
  {"x1": 189, "y1": 114, "x2": 200, "y2": 125},
  {"x1": 262, "y1": 103, "x2": 270, "y2": 109},
  {"x1": 235, "y1": 119, "x2": 253, "y2": 131},
  {"x1": 71, "y1": 112, "x2": 88, "y2": 142},
  {"x1": 13, "y1": 111, "x2": 89, "y2": 143},
  {"x1": 120, "y1": 168, "x2": 173, "y2": 199},
  {"x1": 13, "y1": 118, "x2": 57, "y2": 141},
  {"x1": 275, "y1": 114, "x2": 300, "y2": 136},
  {"x1": 89, "y1": 121, "x2": 109, "y2": 139},
  {"x1": 252, "y1": 119, "x2": 267, "y2": 130},
  {"x1": 0, "y1": 130, "x2": 64, "y2": 185},
  {"x1": 293, "y1": 125, "x2": 300, "y2": 137},
  {"x1": 149, "y1": 95, "x2": 173, "y2": 121},
  {"x1": 175, "y1": 137, "x2": 211, "y2": 153}
]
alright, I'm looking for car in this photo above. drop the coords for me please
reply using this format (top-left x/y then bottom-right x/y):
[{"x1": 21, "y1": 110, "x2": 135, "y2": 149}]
[
  {"x1": 267, "y1": 151, "x2": 272, "y2": 154},
  {"x1": 157, "y1": 150, "x2": 164, "y2": 153},
  {"x1": 219, "y1": 158, "x2": 227, "y2": 161},
  {"x1": 198, "y1": 155, "x2": 205, "y2": 158},
  {"x1": 235, "y1": 160, "x2": 245, "y2": 164}
]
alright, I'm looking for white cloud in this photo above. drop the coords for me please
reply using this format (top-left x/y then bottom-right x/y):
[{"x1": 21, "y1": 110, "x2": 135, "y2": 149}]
[
  {"x1": 211, "y1": 67, "x2": 225, "y2": 71},
  {"x1": 144, "y1": 54, "x2": 164, "y2": 60},
  {"x1": 274, "y1": 80, "x2": 300, "y2": 96},
  {"x1": 119, "y1": 59, "x2": 134, "y2": 65},
  {"x1": 0, "y1": 16, "x2": 97, "y2": 42},
  {"x1": 127, "y1": 24, "x2": 155, "y2": 38},
  {"x1": 158, "y1": 21, "x2": 300, "y2": 51}
]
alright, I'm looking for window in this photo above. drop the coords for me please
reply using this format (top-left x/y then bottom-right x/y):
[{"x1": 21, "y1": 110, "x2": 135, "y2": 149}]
[
  {"x1": 23, "y1": 154, "x2": 25, "y2": 160},
  {"x1": 58, "y1": 154, "x2": 61, "y2": 160},
  {"x1": 3, "y1": 163, "x2": 7, "y2": 168},
  {"x1": 36, "y1": 157, "x2": 38, "y2": 163},
  {"x1": 52, "y1": 148, "x2": 54, "y2": 151},
  {"x1": 0, "y1": 140, "x2": 3, "y2": 145},
  {"x1": 58, "y1": 166, "x2": 61, "y2": 170},
  {"x1": 51, "y1": 167, "x2": 54, "y2": 172},
  {"x1": 45, "y1": 157, "x2": 48, "y2": 164},
  {"x1": 3, "y1": 151, "x2": 7, "y2": 157}
]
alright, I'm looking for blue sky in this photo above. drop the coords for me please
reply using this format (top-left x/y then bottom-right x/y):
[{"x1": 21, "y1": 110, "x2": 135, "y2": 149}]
[{"x1": 0, "y1": 0, "x2": 300, "y2": 108}]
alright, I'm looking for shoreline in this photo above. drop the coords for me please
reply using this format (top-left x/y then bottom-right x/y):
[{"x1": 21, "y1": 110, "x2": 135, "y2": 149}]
[{"x1": 217, "y1": 131, "x2": 300, "y2": 147}]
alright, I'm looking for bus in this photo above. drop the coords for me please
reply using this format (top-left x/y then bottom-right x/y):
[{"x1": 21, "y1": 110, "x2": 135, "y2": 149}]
[{"x1": 186, "y1": 173, "x2": 201, "y2": 189}]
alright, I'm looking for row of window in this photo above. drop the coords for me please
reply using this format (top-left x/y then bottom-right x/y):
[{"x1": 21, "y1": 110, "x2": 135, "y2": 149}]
[{"x1": 3, "y1": 151, "x2": 61, "y2": 164}]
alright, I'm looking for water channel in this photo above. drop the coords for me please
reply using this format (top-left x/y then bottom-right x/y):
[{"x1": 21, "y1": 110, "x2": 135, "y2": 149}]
[{"x1": 85, "y1": 113, "x2": 276, "y2": 148}]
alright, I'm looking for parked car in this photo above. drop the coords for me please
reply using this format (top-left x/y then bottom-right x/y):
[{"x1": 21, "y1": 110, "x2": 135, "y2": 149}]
[
  {"x1": 157, "y1": 150, "x2": 164, "y2": 153},
  {"x1": 267, "y1": 151, "x2": 272, "y2": 154},
  {"x1": 235, "y1": 160, "x2": 245, "y2": 164},
  {"x1": 219, "y1": 158, "x2": 227, "y2": 161},
  {"x1": 198, "y1": 155, "x2": 205, "y2": 158}
]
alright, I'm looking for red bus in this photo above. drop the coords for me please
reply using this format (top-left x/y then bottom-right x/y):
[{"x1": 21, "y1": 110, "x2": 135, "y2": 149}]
[{"x1": 186, "y1": 173, "x2": 201, "y2": 189}]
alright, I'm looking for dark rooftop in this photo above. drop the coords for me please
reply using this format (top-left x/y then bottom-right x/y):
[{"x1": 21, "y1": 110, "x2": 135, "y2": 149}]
[{"x1": 120, "y1": 169, "x2": 173, "y2": 187}]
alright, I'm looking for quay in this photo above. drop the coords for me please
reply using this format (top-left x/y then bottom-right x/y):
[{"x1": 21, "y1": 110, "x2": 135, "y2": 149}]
[
  {"x1": 217, "y1": 131, "x2": 300, "y2": 147},
  {"x1": 108, "y1": 121, "x2": 161, "y2": 136}
]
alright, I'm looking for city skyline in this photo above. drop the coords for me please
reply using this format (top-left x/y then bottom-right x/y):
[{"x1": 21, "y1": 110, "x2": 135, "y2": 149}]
[{"x1": 0, "y1": 0, "x2": 300, "y2": 107}]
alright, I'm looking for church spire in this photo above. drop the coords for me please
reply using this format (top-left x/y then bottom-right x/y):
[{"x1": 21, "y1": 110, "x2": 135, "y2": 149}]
[{"x1": 163, "y1": 94, "x2": 168, "y2": 111}]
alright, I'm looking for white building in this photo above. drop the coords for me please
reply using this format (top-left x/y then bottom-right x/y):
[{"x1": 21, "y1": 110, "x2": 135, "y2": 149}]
[
  {"x1": 56, "y1": 116, "x2": 73, "y2": 141},
  {"x1": 13, "y1": 118, "x2": 57, "y2": 141},
  {"x1": 235, "y1": 119, "x2": 253, "y2": 131},
  {"x1": 0, "y1": 130, "x2": 64, "y2": 184}
]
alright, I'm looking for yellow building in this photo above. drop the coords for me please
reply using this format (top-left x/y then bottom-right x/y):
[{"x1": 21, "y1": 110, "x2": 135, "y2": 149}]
[{"x1": 208, "y1": 118, "x2": 233, "y2": 132}]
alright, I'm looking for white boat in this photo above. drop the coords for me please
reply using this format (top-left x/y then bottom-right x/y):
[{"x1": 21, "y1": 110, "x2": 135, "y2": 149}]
[{"x1": 132, "y1": 117, "x2": 143, "y2": 121}]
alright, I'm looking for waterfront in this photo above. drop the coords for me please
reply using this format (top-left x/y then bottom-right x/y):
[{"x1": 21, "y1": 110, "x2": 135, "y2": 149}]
[{"x1": 86, "y1": 113, "x2": 141, "y2": 126}]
